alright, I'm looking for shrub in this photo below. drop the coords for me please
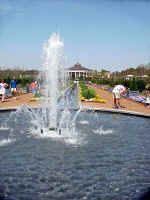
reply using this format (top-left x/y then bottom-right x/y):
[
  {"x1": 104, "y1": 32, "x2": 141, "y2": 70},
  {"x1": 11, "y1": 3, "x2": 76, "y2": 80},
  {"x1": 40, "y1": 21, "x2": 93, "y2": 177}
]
[
  {"x1": 82, "y1": 88, "x2": 96, "y2": 99},
  {"x1": 137, "y1": 80, "x2": 146, "y2": 92},
  {"x1": 129, "y1": 78, "x2": 138, "y2": 91}
]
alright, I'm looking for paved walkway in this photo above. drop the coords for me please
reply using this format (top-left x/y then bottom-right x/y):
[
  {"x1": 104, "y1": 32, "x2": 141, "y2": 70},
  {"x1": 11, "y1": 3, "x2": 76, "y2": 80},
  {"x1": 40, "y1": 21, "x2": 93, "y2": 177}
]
[
  {"x1": 0, "y1": 93, "x2": 39, "y2": 109},
  {"x1": 81, "y1": 84, "x2": 150, "y2": 115},
  {"x1": 0, "y1": 87, "x2": 150, "y2": 117}
]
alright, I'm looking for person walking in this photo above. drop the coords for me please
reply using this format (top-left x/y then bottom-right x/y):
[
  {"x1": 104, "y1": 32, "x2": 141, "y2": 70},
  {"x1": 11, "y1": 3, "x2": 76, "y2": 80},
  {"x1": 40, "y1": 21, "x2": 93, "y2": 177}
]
[
  {"x1": 112, "y1": 85, "x2": 127, "y2": 109},
  {"x1": 0, "y1": 80, "x2": 8, "y2": 102},
  {"x1": 10, "y1": 77, "x2": 17, "y2": 98}
]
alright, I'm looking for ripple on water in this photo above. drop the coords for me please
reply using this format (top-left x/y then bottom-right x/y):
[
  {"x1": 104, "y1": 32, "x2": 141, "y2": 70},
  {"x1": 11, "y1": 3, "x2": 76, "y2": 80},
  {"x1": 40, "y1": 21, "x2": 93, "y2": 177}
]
[{"x1": 0, "y1": 111, "x2": 150, "y2": 199}]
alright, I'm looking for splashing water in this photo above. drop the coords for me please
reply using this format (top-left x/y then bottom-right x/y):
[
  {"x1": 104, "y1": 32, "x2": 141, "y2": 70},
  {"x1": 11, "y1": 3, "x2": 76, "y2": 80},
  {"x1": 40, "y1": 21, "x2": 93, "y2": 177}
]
[
  {"x1": 2, "y1": 33, "x2": 86, "y2": 146},
  {"x1": 93, "y1": 125, "x2": 113, "y2": 135},
  {"x1": 39, "y1": 33, "x2": 84, "y2": 145},
  {"x1": 42, "y1": 32, "x2": 66, "y2": 129},
  {"x1": 0, "y1": 139, "x2": 13, "y2": 147},
  {"x1": 1, "y1": 33, "x2": 114, "y2": 147}
]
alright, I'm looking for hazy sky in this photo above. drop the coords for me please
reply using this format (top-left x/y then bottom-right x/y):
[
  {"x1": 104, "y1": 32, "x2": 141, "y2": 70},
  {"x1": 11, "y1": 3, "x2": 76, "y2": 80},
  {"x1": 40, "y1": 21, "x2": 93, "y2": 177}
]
[{"x1": 0, "y1": 0, "x2": 150, "y2": 72}]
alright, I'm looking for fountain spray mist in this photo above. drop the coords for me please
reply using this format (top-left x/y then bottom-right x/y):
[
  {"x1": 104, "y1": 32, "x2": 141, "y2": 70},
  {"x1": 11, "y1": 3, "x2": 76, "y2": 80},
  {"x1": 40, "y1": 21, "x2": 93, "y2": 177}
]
[{"x1": 43, "y1": 33, "x2": 66, "y2": 129}]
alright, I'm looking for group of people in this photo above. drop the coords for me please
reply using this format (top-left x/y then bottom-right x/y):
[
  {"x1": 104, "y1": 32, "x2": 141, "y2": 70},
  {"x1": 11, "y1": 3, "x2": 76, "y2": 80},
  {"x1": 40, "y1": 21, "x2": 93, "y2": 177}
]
[
  {"x1": 112, "y1": 84, "x2": 150, "y2": 109},
  {"x1": 0, "y1": 78, "x2": 40, "y2": 103},
  {"x1": 0, "y1": 77, "x2": 17, "y2": 102},
  {"x1": 1, "y1": 77, "x2": 150, "y2": 109}
]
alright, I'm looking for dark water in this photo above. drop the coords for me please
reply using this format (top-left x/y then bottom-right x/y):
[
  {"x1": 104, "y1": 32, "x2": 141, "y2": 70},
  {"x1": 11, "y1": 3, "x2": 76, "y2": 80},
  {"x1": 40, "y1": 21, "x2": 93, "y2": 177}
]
[{"x1": 0, "y1": 109, "x2": 150, "y2": 200}]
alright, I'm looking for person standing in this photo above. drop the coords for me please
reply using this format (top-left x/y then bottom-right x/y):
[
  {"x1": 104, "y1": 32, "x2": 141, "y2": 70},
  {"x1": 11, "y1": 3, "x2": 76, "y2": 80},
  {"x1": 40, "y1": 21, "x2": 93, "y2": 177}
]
[
  {"x1": 145, "y1": 89, "x2": 150, "y2": 108},
  {"x1": 31, "y1": 80, "x2": 37, "y2": 97},
  {"x1": 0, "y1": 80, "x2": 8, "y2": 102},
  {"x1": 10, "y1": 77, "x2": 17, "y2": 97},
  {"x1": 112, "y1": 85, "x2": 127, "y2": 109}
]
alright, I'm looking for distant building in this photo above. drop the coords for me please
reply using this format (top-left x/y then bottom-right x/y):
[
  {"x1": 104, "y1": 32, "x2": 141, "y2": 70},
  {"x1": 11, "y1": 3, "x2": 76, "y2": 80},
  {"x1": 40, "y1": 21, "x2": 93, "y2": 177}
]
[
  {"x1": 124, "y1": 74, "x2": 134, "y2": 80},
  {"x1": 124, "y1": 74, "x2": 149, "y2": 80},
  {"x1": 136, "y1": 75, "x2": 149, "y2": 80},
  {"x1": 67, "y1": 63, "x2": 92, "y2": 80}
]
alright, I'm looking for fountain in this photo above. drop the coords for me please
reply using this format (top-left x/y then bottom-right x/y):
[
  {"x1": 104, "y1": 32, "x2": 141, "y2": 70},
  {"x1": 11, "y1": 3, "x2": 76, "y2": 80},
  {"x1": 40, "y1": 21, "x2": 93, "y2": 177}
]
[
  {"x1": 0, "y1": 33, "x2": 150, "y2": 200},
  {"x1": 42, "y1": 33, "x2": 65, "y2": 131},
  {"x1": 19, "y1": 33, "x2": 80, "y2": 138}
]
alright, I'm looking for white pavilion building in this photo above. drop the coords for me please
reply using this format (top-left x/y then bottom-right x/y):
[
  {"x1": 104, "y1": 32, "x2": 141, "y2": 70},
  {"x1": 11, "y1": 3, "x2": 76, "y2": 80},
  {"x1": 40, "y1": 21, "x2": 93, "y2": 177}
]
[{"x1": 67, "y1": 63, "x2": 92, "y2": 80}]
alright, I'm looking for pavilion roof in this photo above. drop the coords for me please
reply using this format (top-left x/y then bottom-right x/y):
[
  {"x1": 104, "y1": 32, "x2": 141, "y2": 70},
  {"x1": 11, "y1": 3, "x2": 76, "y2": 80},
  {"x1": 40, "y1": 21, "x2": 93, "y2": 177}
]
[{"x1": 67, "y1": 63, "x2": 91, "y2": 71}]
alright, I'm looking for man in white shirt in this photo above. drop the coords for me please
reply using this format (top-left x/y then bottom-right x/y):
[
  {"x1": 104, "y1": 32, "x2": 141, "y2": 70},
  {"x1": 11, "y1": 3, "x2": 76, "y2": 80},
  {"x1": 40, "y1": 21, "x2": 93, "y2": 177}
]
[
  {"x1": 112, "y1": 85, "x2": 127, "y2": 108},
  {"x1": 0, "y1": 80, "x2": 8, "y2": 102}
]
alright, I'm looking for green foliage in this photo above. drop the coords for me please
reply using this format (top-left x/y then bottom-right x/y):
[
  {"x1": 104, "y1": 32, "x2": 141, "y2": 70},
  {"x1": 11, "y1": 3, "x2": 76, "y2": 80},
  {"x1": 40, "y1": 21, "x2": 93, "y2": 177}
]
[
  {"x1": 122, "y1": 80, "x2": 130, "y2": 88},
  {"x1": 90, "y1": 76, "x2": 147, "y2": 92},
  {"x1": 79, "y1": 81, "x2": 88, "y2": 90},
  {"x1": 17, "y1": 77, "x2": 33, "y2": 87},
  {"x1": 89, "y1": 89, "x2": 96, "y2": 98},
  {"x1": 82, "y1": 89, "x2": 96, "y2": 99},
  {"x1": 79, "y1": 81, "x2": 96, "y2": 99},
  {"x1": 0, "y1": 69, "x2": 37, "y2": 87},
  {"x1": 129, "y1": 78, "x2": 138, "y2": 91},
  {"x1": 109, "y1": 78, "x2": 115, "y2": 87},
  {"x1": 137, "y1": 80, "x2": 146, "y2": 92},
  {"x1": 34, "y1": 89, "x2": 42, "y2": 97},
  {"x1": 90, "y1": 78, "x2": 110, "y2": 85},
  {"x1": 4, "y1": 76, "x2": 11, "y2": 85}
]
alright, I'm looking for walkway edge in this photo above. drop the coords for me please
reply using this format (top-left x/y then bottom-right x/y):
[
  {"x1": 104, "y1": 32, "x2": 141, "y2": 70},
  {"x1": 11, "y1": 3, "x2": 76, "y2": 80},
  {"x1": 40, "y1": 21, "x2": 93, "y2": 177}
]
[
  {"x1": 81, "y1": 106, "x2": 150, "y2": 118},
  {"x1": 0, "y1": 105, "x2": 39, "y2": 112},
  {"x1": 0, "y1": 105, "x2": 150, "y2": 118}
]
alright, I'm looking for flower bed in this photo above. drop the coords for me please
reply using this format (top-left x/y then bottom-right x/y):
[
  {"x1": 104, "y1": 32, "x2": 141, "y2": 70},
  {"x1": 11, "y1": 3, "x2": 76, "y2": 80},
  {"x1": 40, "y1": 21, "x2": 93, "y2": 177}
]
[
  {"x1": 128, "y1": 95, "x2": 146, "y2": 104},
  {"x1": 91, "y1": 94, "x2": 106, "y2": 103},
  {"x1": 122, "y1": 93, "x2": 146, "y2": 104},
  {"x1": 79, "y1": 82, "x2": 106, "y2": 103}
]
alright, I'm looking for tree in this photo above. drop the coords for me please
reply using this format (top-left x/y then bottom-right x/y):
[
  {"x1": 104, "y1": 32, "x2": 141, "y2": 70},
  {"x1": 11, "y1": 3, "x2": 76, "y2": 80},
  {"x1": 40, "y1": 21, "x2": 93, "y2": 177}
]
[
  {"x1": 129, "y1": 78, "x2": 138, "y2": 91},
  {"x1": 137, "y1": 80, "x2": 146, "y2": 92},
  {"x1": 109, "y1": 78, "x2": 115, "y2": 87}
]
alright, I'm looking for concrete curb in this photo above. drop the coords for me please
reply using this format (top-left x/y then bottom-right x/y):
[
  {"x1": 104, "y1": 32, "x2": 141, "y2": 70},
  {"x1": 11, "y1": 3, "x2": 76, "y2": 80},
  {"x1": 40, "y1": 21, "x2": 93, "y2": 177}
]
[
  {"x1": 0, "y1": 107, "x2": 18, "y2": 111},
  {"x1": 0, "y1": 105, "x2": 39, "y2": 112},
  {"x1": 81, "y1": 106, "x2": 150, "y2": 118},
  {"x1": 0, "y1": 105, "x2": 150, "y2": 119},
  {"x1": 0, "y1": 105, "x2": 150, "y2": 118}
]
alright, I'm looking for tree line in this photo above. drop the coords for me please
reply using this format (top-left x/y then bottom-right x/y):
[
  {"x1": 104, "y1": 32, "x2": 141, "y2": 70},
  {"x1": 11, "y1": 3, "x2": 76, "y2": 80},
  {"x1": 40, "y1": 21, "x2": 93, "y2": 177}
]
[
  {"x1": 112, "y1": 65, "x2": 150, "y2": 78},
  {"x1": 91, "y1": 77, "x2": 150, "y2": 92},
  {"x1": 0, "y1": 69, "x2": 39, "y2": 87}
]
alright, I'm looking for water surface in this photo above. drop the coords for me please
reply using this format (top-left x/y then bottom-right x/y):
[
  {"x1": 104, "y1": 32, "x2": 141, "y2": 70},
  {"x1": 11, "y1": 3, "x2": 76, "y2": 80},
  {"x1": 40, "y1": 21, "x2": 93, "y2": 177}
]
[{"x1": 0, "y1": 110, "x2": 150, "y2": 200}]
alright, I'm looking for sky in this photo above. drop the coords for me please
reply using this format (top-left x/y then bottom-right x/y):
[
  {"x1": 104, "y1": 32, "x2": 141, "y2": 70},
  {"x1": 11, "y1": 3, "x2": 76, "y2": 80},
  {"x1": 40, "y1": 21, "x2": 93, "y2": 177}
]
[{"x1": 0, "y1": 0, "x2": 150, "y2": 72}]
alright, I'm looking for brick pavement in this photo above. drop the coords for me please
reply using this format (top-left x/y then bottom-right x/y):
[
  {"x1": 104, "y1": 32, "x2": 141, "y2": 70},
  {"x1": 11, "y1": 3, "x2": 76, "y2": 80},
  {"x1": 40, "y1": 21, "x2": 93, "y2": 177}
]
[
  {"x1": 81, "y1": 85, "x2": 150, "y2": 115},
  {"x1": 0, "y1": 87, "x2": 150, "y2": 115}
]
